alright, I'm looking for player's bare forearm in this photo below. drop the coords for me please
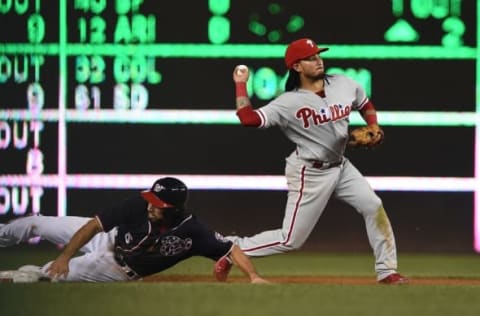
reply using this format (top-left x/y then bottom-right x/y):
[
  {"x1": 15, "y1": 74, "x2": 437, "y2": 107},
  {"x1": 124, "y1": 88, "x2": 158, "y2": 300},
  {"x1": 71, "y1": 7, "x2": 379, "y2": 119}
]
[
  {"x1": 236, "y1": 96, "x2": 251, "y2": 110},
  {"x1": 61, "y1": 218, "x2": 102, "y2": 259},
  {"x1": 229, "y1": 245, "x2": 269, "y2": 284},
  {"x1": 47, "y1": 218, "x2": 103, "y2": 278}
]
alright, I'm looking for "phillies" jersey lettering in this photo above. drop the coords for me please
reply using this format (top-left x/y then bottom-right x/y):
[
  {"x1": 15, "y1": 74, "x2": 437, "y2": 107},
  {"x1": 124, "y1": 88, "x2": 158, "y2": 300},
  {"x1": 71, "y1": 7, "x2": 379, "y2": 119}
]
[{"x1": 296, "y1": 104, "x2": 351, "y2": 128}]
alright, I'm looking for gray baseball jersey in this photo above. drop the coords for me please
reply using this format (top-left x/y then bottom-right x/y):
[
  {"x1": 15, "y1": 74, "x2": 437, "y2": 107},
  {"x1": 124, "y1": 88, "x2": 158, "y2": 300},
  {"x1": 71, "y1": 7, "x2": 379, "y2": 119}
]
[{"x1": 257, "y1": 74, "x2": 367, "y2": 162}]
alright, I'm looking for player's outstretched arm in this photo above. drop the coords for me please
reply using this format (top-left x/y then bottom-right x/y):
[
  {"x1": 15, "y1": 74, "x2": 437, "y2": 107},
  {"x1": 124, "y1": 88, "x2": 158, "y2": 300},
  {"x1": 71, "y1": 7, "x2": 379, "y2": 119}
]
[
  {"x1": 229, "y1": 245, "x2": 270, "y2": 284},
  {"x1": 233, "y1": 65, "x2": 262, "y2": 127},
  {"x1": 46, "y1": 218, "x2": 103, "y2": 279},
  {"x1": 233, "y1": 65, "x2": 251, "y2": 111}
]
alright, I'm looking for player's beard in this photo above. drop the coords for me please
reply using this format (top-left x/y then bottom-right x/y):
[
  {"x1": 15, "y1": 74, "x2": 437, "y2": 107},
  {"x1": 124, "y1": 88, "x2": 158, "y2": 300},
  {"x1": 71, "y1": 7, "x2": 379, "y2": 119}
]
[
  {"x1": 305, "y1": 71, "x2": 325, "y2": 83},
  {"x1": 312, "y1": 70, "x2": 326, "y2": 80},
  {"x1": 148, "y1": 215, "x2": 162, "y2": 223}
]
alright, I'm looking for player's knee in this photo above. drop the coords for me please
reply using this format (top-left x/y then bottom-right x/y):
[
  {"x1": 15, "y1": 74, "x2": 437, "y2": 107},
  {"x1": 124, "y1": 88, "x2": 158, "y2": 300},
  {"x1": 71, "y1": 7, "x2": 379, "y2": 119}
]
[
  {"x1": 282, "y1": 236, "x2": 307, "y2": 250},
  {"x1": 282, "y1": 242, "x2": 302, "y2": 251},
  {"x1": 13, "y1": 216, "x2": 40, "y2": 235},
  {"x1": 359, "y1": 195, "x2": 383, "y2": 215},
  {"x1": 371, "y1": 198, "x2": 383, "y2": 214}
]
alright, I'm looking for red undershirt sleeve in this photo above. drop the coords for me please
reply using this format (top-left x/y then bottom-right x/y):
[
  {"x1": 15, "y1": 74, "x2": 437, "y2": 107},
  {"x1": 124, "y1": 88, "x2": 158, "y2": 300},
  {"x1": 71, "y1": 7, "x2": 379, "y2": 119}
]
[
  {"x1": 359, "y1": 101, "x2": 378, "y2": 125},
  {"x1": 236, "y1": 105, "x2": 261, "y2": 127}
]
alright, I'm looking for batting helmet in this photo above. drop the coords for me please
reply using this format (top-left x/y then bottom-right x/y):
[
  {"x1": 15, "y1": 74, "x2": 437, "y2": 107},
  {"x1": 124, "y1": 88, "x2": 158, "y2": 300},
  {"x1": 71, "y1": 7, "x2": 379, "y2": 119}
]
[{"x1": 141, "y1": 177, "x2": 188, "y2": 209}]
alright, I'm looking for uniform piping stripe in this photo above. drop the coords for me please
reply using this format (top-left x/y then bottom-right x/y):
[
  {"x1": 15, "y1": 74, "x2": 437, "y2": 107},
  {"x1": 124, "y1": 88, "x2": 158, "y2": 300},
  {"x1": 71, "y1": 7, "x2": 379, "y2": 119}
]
[
  {"x1": 243, "y1": 241, "x2": 282, "y2": 252},
  {"x1": 94, "y1": 216, "x2": 105, "y2": 231},
  {"x1": 257, "y1": 109, "x2": 267, "y2": 128},
  {"x1": 117, "y1": 221, "x2": 153, "y2": 253},
  {"x1": 284, "y1": 166, "x2": 306, "y2": 245},
  {"x1": 242, "y1": 166, "x2": 306, "y2": 252},
  {"x1": 358, "y1": 97, "x2": 369, "y2": 110}
]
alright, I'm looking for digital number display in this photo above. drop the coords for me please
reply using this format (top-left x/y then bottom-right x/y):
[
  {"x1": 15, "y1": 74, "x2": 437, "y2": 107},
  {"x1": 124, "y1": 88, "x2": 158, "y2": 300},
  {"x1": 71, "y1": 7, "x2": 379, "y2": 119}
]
[{"x1": 1, "y1": 0, "x2": 479, "y2": 251}]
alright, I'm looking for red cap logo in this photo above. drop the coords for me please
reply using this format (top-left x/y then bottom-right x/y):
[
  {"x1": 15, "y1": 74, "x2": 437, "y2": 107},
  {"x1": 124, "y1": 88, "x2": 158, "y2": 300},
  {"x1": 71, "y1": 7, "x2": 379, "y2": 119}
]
[{"x1": 284, "y1": 38, "x2": 329, "y2": 69}]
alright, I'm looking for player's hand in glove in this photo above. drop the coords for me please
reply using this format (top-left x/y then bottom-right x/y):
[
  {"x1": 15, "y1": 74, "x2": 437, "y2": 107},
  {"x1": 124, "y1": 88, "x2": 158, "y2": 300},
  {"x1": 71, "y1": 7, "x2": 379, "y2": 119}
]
[{"x1": 348, "y1": 124, "x2": 384, "y2": 148}]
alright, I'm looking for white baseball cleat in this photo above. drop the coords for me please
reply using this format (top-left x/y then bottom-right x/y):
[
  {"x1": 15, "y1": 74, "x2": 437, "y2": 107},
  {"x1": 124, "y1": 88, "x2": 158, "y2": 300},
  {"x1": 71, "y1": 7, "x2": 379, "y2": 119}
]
[
  {"x1": 18, "y1": 265, "x2": 43, "y2": 273},
  {"x1": 0, "y1": 270, "x2": 42, "y2": 283},
  {"x1": 18, "y1": 264, "x2": 42, "y2": 274},
  {"x1": 19, "y1": 265, "x2": 51, "y2": 282},
  {"x1": 0, "y1": 265, "x2": 51, "y2": 283}
]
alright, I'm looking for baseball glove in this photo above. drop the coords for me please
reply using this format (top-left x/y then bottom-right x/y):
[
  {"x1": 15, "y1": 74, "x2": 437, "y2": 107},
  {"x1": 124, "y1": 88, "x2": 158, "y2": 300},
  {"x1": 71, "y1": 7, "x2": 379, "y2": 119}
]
[{"x1": 348, "y1": 125, "x2": 384, "y2": 148}]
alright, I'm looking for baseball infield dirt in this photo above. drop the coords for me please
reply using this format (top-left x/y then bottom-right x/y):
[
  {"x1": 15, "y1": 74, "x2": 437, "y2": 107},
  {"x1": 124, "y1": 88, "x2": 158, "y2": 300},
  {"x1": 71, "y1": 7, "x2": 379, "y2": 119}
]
[{"x1": 144, "y1": 275, "x2": 480, "y2": 285}]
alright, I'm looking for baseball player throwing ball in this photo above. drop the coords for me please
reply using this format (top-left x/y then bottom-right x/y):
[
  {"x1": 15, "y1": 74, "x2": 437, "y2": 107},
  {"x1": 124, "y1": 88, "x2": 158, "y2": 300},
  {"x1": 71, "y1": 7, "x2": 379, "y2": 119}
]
[
  {"x1": 0, "y1": 177, "x2": 268, "y2": 283},
  {"x1": 215, "y1": 38, "x2": 408, "y2": 284}
]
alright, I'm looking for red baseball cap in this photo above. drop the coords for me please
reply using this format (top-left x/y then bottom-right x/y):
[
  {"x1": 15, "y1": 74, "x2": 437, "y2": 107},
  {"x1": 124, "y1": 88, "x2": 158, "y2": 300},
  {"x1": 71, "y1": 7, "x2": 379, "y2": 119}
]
[
  {"x1": 284, "y1": 38, "x2": 329, "y2": 69},
  {"x1": 141, "y1": 190, "x2": 174, "y2": 208}
]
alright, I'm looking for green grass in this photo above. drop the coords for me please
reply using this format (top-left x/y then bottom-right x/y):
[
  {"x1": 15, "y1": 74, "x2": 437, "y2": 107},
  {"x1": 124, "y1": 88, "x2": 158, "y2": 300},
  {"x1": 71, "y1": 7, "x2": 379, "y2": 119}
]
[
  {"x1": 1, "y1": 244, "x2": 480, "y2": 316},
  {"x1": 1, "y1": 282, "x2": 480, "y2": 316}
]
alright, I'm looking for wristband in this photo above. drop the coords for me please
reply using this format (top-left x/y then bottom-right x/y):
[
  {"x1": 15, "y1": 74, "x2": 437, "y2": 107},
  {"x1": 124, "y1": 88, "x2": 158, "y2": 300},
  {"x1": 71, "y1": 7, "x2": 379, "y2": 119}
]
[
  {"x1": 361, "y1": 101, "x2": 378, "y2": 125},
  {"x1": 235, "y1": 82, "x2": 248, "y2": 98}
]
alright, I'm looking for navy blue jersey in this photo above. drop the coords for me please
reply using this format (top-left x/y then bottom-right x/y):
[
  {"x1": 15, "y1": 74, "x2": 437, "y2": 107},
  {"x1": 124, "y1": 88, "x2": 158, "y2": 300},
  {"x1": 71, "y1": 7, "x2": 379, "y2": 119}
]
[{"x1": 96, "y1": 195, "x2": 233, "y2": 277}]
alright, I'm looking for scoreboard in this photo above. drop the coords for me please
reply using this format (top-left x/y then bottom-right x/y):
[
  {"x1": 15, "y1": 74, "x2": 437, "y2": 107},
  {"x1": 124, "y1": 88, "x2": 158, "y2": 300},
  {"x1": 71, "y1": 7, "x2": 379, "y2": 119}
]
[{"x1": 0, "y1": 0, "x2": 479, "y2": 251}]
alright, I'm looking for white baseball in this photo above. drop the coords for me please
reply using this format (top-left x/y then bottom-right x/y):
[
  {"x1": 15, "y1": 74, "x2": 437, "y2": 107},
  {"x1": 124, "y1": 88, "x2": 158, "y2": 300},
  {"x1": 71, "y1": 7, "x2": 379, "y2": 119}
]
[{"x1": 236, "y1": 65, "x2": 248, "y2": 74}]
